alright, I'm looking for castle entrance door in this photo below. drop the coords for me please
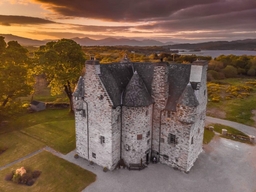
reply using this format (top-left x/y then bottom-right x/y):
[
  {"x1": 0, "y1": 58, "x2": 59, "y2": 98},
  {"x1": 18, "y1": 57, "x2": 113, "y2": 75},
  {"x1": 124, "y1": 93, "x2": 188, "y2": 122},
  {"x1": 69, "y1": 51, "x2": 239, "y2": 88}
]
[{"x1": 146, "y1": 153, "x2": 149, "y2": 164}]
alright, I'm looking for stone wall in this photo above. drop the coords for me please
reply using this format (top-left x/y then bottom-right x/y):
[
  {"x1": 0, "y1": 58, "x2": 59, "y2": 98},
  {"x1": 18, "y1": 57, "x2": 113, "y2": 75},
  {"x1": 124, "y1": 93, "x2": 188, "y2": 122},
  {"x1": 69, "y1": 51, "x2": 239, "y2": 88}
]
[
  {"x1": 187, "y1": 64, "x2": 208, "y2": 171},
  {"x1": 75, "y1": 63, "x2": 118, "y2": 170},
  {"x1": 151, "y1": 64, "x2": 169, "y2": 154},
  {"x1": 122, "y1": 105, "x2": 152, "y2": 165},
  {"x1": 159, "y1": 107, "x2": 194, "y2": 171},
  {"x1": 111, "y1": 106, "x2": 121, "y2": 169}
]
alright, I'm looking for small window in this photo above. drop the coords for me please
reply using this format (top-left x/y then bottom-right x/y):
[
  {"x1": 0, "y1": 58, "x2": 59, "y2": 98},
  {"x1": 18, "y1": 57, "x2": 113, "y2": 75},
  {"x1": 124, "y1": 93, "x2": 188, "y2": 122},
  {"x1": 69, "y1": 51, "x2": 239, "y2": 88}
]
[
  {"x1": 147, "y1": 139, "x2": 150, "y2": 145},
  {"x1": 92, "y1": 152, "x2": 96, "y2": 158},
  {"x1": 163, "y1": 155, "x2": 169, "y2": 160},
  {"x1": 82, "y1": 109, "x2": 86, "y2": 117},
  {"x1": 160, "y1": 138, "x2": 164, "y2": 143},
  {"x1": 146, "y1": 110, "x2": 148, "y2": 116},
  {"x1": 125, "y1": 144, "x2": 130, "y2": 151},
  {"x1": 100, "y1": 136, "x2": 105, "y2": 144},
  {"x1": 191, "y1": 137, "x2": 194, "y2": 144},
  {"x1": 146, "y1": 131, "x2": 150, "y2": 138},
  {"x1": 204, "y1": 90, "x2": 206, "y2": 96},
  {"x1": 137, "y1": 134, "x2": 142, "y2": 140},
  {"x1": 168, "y1": 134, "x2": 177, "y2": 144},
  {"x1": 99, "y1": 95, "x2": 104, "y2": 100},
  {"x1": 167, "y1": 111, "x2": 171, "y2": 118}
]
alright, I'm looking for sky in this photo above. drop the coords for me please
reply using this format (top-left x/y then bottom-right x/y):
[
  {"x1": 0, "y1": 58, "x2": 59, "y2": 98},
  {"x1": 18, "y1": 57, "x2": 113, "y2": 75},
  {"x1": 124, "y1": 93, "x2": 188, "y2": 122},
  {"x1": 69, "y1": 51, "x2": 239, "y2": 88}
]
[{"x1": 0, "y1": 0, "x2": 255, "y2": 43}]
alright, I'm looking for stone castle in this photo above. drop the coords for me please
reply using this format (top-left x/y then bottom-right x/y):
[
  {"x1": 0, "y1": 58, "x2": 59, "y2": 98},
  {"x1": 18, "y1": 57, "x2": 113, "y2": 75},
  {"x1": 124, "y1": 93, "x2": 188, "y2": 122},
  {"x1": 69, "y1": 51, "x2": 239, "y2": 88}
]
[{"x1": 73, "y1": 58, "x2": 208, "y2": 172}]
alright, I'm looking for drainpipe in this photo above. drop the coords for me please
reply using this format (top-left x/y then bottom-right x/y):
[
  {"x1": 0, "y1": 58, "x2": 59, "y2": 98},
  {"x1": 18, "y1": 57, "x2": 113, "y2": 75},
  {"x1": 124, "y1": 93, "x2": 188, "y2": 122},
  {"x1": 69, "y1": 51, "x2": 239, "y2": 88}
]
[
  {"x1": 120, "y1": 105, "x2": 123, "y2": 160},
  {"x1": 150, "y1": 103, "x2": 155, "y2": 159},
  {"x1": 158, "y1": 110, "x2": 163, "y2": 159},
  {"x1": 82, "y1": 99, "x2": 90, "y2": 160},
  {"x1": 120, "y1": 91, "x2": 124, "y2": 160}
]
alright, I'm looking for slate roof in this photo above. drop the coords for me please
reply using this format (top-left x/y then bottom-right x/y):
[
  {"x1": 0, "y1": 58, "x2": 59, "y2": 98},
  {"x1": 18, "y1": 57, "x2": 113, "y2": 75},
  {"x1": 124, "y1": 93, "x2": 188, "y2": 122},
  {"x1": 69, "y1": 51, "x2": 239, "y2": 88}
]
[
  {"x1": 75, "y1": 60, "x2": 204, "y2": 110},
  {"x1": 123, "y1": 71, "x2": 153, "y2": 107},
  {"x1": 99, "y1": 63, "x2": 154, "y2": 107},
  {"x1": 165, "y1": 64, "x2": 191, "y2": 111},
  {"x1": 73, "y1": 76, "x2": 84, "y2": 98},
  {"x1": 178, "y1": 83, "x2": 199, "y2": 107}
]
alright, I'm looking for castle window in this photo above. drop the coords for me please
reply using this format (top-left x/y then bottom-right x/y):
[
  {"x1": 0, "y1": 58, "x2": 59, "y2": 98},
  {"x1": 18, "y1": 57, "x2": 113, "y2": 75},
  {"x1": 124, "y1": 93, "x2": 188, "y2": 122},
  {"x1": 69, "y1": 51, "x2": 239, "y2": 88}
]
[
  {"x1": 160, "y1": 138, "x2": 164, "y2": 143},
  {"x1": 92, "y1": 152, "x2": 96, "y2": 158},
  {"x1": 147, "y1": 139, "x2": 150, "y2": 145},
  {"x1": 99, "y1": 95, "x2": 104, "y2": 100},
  {"x1": 137, "y1": 134, "x2": 142, "y2": 140},
  {"x1": 191, "y1": 137, "x2": 194, "y2": 144},
  {"x1": 168, "y1": 134, "x2": 177, "y2": 144},
  {"x1": 146, "y1": 131, "x2": 150, "y2": 138},
  {"x1": 163, "y1": 155, "x2": 169, "y2": 160},
  {"x1": 167, "y1": 111, "x2": 171, "y2": 118},
  {"x1": 125, "y1": 144, "x2": 130, "y2": 151},
  {"x1": 100, "y1": 136, "x2": 105, "y2": 144},
  {"x1": 82, "y1": 109, "x2": 86, "y2": 117},
  {"x1": 146, "y1": 110, "x2": 148, "y2": 116}
]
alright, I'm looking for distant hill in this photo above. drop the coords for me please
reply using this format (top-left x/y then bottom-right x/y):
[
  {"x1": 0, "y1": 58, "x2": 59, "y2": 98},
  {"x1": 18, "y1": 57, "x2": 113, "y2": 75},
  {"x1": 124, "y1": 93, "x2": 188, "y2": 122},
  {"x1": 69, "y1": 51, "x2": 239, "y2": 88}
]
[
  {"x1": 165, "y1": 39, "x2": 256, "y2": 51},
  {"x1": 0, "y1": 34, "x2": 46, "y2": 46},
  {"x1": 0, "y1": 34, "x2": 255, "y2": 50},
  {"x1": 71, "y1": 37, "x2": 172, "y2": 46}
]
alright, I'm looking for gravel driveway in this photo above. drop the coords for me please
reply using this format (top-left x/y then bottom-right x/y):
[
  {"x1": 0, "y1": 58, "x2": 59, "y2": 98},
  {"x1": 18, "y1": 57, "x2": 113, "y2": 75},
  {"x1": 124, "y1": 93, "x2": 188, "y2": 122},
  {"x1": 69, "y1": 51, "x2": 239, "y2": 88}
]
[{"x1": 64, "y1": 136, "x2": 256, "y2": 192}]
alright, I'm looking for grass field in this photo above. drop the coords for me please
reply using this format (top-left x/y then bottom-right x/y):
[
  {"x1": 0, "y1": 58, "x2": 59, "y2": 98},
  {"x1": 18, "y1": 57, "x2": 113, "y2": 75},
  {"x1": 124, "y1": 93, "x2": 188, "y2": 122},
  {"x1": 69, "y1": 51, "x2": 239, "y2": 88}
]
[
  {"x1": 203, "y1": 129, "x2": 215, "y2": 144},
  {"x1": 207, "y1": 78, "x2": 256, "y2": 126},
  {"x1": 211, "y1": 124, "x2": 251, "y2": 144},
  {"x1": 0, "y1": 131, "x2": 45, "y2": 167},
  {"x1": 0, "y1": 151, "x2": 96, "y2": 192},
  {"x1": 1, "y1": 109, "x2": 74, "y2": 134},
  {"x1": 21, "y1": 120, "x2": 75, "y2": 154}
]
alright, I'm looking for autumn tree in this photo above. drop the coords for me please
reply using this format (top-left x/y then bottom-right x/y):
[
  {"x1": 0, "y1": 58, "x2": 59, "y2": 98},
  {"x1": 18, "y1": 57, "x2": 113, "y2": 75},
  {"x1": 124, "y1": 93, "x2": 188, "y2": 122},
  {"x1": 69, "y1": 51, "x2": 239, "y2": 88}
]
[
  {"x1": 0, "y1": 37, "x2": 33, "y2": 117},
  {"x1": 35, "y1": 39, "x2": 85, "y2": 112}
]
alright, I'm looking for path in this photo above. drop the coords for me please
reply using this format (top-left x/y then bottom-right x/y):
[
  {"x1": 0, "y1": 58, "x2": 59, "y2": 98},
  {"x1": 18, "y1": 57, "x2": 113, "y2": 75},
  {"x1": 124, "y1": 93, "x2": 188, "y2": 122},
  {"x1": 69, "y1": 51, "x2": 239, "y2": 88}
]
[
  {"x1": 0, "y1": 149, "x2": 43, "y2": 171},
  {"x1": 206, "y1": 116, "x2": 256, "y2": 136}
]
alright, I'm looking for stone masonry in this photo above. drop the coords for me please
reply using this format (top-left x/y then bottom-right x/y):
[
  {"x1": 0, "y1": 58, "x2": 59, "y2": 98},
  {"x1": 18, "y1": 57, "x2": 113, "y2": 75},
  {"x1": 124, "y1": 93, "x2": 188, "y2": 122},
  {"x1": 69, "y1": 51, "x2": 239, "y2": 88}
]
[{"x1": 73, "y1": 59, "x2": 208, "y2": 172}]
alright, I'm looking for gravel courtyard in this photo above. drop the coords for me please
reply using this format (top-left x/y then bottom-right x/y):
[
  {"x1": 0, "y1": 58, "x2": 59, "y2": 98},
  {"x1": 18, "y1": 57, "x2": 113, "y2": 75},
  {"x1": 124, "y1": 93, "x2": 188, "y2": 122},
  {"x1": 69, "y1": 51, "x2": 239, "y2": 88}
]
[{"x1": 65, "y1": 136, "x2": 256, "y2": 192}]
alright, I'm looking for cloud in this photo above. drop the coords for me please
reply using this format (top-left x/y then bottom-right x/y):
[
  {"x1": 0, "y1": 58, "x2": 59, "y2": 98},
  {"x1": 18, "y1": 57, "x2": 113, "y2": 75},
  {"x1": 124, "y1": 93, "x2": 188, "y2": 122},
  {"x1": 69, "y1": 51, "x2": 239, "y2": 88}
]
[
  {"x1": 0, "y1": 15, "x2": 55, "y2": 25},
  {"x1": 32, "y1": 0, "x2": 219, "y2": 21}
]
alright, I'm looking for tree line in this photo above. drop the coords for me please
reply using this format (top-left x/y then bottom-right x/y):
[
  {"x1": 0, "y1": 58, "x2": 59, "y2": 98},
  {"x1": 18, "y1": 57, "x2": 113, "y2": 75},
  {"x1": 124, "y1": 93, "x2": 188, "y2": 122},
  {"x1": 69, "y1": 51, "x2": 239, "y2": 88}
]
[{"x1": 1, "y1": 36, "x2": 256, "y2": 119}]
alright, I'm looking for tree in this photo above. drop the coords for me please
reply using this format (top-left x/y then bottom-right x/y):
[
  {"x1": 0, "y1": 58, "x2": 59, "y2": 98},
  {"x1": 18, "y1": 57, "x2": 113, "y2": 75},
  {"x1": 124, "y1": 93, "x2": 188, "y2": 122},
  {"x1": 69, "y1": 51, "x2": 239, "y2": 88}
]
[
  {"x1": 0, "y1": 38, "x2": 33, "y2": 116},
  {"x1": 35, "y1": 39, "x2": 85, "y2": 112},
  {"x1": 222, "y1": 65, "x2": 238, "y2": 78}
]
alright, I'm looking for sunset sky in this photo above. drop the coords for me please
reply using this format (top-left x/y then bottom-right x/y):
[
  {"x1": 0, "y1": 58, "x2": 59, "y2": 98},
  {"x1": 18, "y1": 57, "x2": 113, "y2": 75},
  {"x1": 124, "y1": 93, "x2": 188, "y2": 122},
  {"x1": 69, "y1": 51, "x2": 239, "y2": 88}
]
[{"x1": 0, "y1": 0, "x2": 255, "y2": 42}]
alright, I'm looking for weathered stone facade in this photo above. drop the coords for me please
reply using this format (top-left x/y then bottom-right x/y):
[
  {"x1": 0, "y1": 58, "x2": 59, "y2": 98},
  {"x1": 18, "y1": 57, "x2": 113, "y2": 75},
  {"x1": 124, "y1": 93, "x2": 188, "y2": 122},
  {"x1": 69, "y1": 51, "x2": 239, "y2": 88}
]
[{"x1": 73, "y1": 59, "x2": 208, "y2": 172}]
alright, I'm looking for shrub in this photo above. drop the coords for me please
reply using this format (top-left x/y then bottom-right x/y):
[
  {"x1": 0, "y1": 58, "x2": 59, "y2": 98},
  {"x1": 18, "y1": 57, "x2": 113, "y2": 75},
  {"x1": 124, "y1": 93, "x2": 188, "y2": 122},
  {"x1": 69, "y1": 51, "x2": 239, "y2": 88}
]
[
  {"x1": 74, "y1": 154, "x2": 79, "y2": 159},
  {"x1": 222, "y1": 65, "x2": 238, "y2": 78},
  {"x1": 32, "y1": 170, "x2": 41, "y2": 179},
  {"x1": 247, "y1": 67, "x2": 255, "y2": 76},
  {"x1": 26, "y1": 179, "x2": 35, "y2": 186},
  {"x1": 20, "y1": 173, "x2": 32, "y2": 184},
  {"x1": 5, "y1": 173, "x2": 13, "y2": 181},
  {"x1": 103, "y1": 167, "x2": 108, "y2": 172},
  {"x1": 12, "y1": 173, "x2": 21, "y2": 184}
]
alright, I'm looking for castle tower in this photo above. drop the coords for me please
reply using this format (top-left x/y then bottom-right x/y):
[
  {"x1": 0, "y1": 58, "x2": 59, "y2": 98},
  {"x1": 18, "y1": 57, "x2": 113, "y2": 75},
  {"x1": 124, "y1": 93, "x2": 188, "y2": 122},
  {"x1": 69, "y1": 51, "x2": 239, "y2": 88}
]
[
  {"x1": 151, "y1": 62, "x2": 169, "y2": 158},
  {"x1": 73, "y1": 59, "x2": 121, "y2": 170}
]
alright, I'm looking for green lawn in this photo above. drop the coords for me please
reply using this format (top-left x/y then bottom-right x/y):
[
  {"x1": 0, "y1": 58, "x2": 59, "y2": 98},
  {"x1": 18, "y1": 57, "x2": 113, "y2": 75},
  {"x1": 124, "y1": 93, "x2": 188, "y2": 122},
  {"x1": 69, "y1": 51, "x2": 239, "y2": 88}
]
[
  {"x1": 21, "y1": 120, "x2": 75, "y2": 154},
  {"x1": 213, "y1": 124, "x2": 248, "y2": 136},
  {"x1": 207, "y1": 78, "x2": 256, "y2": 126},
  {"x1": 1, "y1": 109, "x2": 74, "y2": 134},
  {"x1": 0, "y1": 131, "x2": 45, "y2": 167},
  {"x1": 0, "y1": 151, "x2": 96, "y2": 192},
  {"x1": 203, "y1": 129, "x2": 215, "y2": 144},
  {"x1": 211, "y1": 124, "x2": 251, "y2": 144}
]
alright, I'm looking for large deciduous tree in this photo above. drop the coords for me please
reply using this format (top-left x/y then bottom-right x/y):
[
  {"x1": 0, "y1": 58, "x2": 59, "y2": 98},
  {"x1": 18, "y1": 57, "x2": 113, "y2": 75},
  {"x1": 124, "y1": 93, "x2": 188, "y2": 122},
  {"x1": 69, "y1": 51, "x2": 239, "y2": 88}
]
[
  {"x1": 0, "y1": 37, "x2": 33, "y2": 113},
  {"x1": 35, "y1": 39, "x2": 85, "y2": 112}
]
